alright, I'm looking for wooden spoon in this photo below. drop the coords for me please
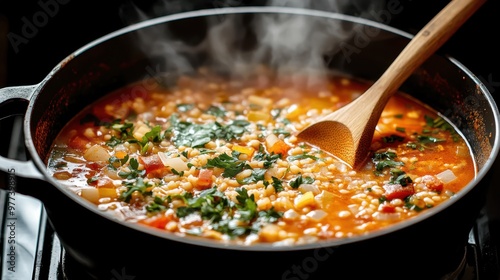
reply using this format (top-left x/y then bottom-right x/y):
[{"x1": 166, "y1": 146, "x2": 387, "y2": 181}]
[{"x1": 297, "y1": 0, "x2": 485, "y2": 170}]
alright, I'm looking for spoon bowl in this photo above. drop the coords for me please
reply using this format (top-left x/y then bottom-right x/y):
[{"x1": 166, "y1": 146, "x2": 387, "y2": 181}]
[{"x1": 297, "y1": 0, "x2": 486, "y2": 169}]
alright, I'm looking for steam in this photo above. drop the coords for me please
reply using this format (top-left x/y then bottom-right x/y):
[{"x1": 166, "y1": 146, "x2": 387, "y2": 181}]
[{"x1": 118, "y1": 0, "x2": 386, "y2": 88}]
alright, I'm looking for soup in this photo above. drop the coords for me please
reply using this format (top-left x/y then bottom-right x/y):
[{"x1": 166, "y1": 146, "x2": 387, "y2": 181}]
[{"x1": 46, "y1": 71, "x2": 475, "y2": 245}]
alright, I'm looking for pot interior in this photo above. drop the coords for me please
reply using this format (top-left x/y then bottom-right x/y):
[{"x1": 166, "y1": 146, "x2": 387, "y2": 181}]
[{"x1": 27, "y1": 6, "x2": 498, "y2": 245}]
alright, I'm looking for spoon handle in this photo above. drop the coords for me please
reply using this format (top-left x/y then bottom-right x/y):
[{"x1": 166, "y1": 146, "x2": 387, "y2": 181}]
[{"x1": 364, "y1": 0, "x2": 485, "y2": 103}]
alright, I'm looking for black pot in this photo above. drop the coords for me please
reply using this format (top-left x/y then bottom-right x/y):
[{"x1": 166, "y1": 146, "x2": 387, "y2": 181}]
[{"x1": 1, "y1": 7, "x2": 499, "y2": 280}]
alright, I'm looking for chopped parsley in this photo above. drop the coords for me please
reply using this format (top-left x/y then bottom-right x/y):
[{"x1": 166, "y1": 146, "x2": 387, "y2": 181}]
[
  {"x1": 372, "y1": 151, "x2": 404, "y2": 175},
  {"x1": 253, "y1": 145, "x2": 281, "y2": 168},
  {"x1": 166, "y1": 115, "x2": 250, "y2": 148},
  {"x1": 389, "y1": 168, "x2": 413, "y2": 186},
  {"x1": 264, "y1": 176, "x2": 284, "y2": 192},
  {"x1": 118, "y1": 158, "x2": 145, "y2": 179},
  {"x1": 204, "y1": 151, "x2": 251, "y2": 178},
  {"x1": 120, "y1": 177, "x2": 151, "y2": 202},
  {"x1": 288, "y1": 152, "x2": 324, "y2": 162},
  {"x1": 289, "y1": 174, "x2": 315, "y2": 189},
  {"x1": 173, "y1": 187, "x2": 283, "y2": 238}
]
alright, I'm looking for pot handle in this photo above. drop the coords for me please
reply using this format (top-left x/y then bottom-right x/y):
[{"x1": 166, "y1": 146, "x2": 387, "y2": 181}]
[{"x1": 0, "y1": 85, "x2": 45, "y2": 180}]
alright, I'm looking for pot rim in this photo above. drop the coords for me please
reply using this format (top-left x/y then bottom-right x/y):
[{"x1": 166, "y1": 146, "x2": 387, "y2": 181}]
[{"x1": 24, "y1": 6, "x2": 500, "y2": 251}]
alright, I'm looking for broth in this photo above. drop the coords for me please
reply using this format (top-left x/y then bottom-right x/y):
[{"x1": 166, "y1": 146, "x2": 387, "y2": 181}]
[{"x1": 46, "y1": 71, "x2": 475, "y2": 245}]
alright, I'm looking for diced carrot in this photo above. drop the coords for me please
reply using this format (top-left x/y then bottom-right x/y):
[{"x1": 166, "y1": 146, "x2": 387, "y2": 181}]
[
  {"x1": 139, "y1": 215, "x2": 170, "y2": 229},
  {"x1": 383, "y1": 183, "x2": 415, "y2": 200},
  {"x1": 196, "y1": 169, "x2": 213, "y2": 190},
  {"x1": 115, "y1": 150, "x2": 128, "y2": 159},
  {"x1": 268, "y1": 139, "x2": 291, "y2": 157},
  {"x1": 68, "y1": 135, "x2": 89, "y2": 150}
]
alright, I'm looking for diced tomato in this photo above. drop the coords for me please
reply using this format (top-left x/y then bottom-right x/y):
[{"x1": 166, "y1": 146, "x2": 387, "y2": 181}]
[
  {"x1": 139, "y1": 155, "x2": 169, "y2": 177},
  {"x1": 196, "y1": 169, "x2": 213, "y2": 190},
  {"x1": 379, "y1": 204, "x2": 396, "y2": 213},
  {"x1": 68, "y1": 135, "x2": 89, "y2": 150},
  {"x1": 86, "y1": 162, "x2": 103, "y2": 171},
  {"x1": 383, "y1": 183, "x2": 415, "y2": 200},
  {"x1": 420, "y1": 175, "x2": 444, "y2": 192},
  {"x1": 139, "y1": 215, "x2": 170, "y2": 229}
]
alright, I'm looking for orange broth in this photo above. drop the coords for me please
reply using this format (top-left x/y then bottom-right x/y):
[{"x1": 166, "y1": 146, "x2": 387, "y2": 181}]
[{"x1": 46, "y1": 72, "x2": 476, "y2": 245}]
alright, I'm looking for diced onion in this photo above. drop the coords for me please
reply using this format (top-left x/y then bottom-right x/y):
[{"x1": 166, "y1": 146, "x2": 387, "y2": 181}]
[
  {"x1": 373, "y1": 212, "x2": 401, "y2": 221},
  {"x1": 158, "y1": 153, "x2": 189, "y2": 171},
  {"x1": 248, "y1": 95, "x2": 272, "y2": 107},
  {"x1": 436, "y1": 169, "x2": 457, "y2": 184},
  {"x1": 83, "y1": 145, "x2": 110, "y2": 162},
  {"x1": 307, "y1": 210, "x2": 327, "y2": 222},
  {"x1": 314, "y1": 190, "x2": 338, "y2": 209},
  {"x1": 133, "y1": 124, "x2": 151, "y2": 141},
  {"x1": 265, "y1": 134, "x2": 279, "y2": 148},
  {"x1": 80, "y1": 188, "x2": 99, "y2": 204},
  {"x1": 283, "y1": 209, "x2": 299, "y2": 220},
  {"x1": 298, "y1": 184, "x2": 320, "y2": 195}
]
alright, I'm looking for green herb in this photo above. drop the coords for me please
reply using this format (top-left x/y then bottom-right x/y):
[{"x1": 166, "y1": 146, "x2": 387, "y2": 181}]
[
  {"x1": 171, "y1": 168, "x2": 184, "y2": 177},
  {"x1": 272, "y1": 127, "x2": 291, "y2": 137},
  {"x1": 253, "y1": 145, "x2": 281, "y2": 168},
  {"x1": 424, "y1": 115, "x2": 459, "y2": 142},
  {"x1": 417, "y1": 135, "x2": 445, "y2": 144},
  {"x1": 372, "y1": 151, "x2": 404, "y2": 175},
  {"x1": 382, "y1": 134, "x2": 405, "y2": 143},
  {"x1": 87, "y1": 176, "x2": 98, "y2": 184},
  {"x1": 289, "y1": 174, "x2": 314, "y2": 189},
  {"x1": 118, "y1": 158, "x2": 145, "y2": 179},
  {"x1": 271, "y1": 108, "x2": 282, "y2": 120},
  {"x1": 205, "y1": 105, "x2": 226, "y2": 117},
  {"x1": 106, "y1": 136, "x2": 123, "y2": 148},
  {"x1": 389, "y1": 168, "x2": 413, "y2": 186},
  {"x1": 270, "y1": 176, "x2": 284, "y2": 192},
  {"x1": 173, "y1": 187, "x2": 283, "y2": 238},
  {"x1": 204, "y1": 151, "x2": 251, "y2": 178},
  {"x1": 120, "y1": 177, "x2": 150, "y2": 202},
  {"x1": 146, "y1": 196, "x2": 167, "y2": 213},
  {"x1": 234, "y1": 187, "x2": 258, "y2": 221},
  {"x1": 237, "y1": 168, "x2": 266, "y2": 185},
  {"x1": 177, "y1": 103, "x2": 194, "y2": 112},
  {"x1": 287, "y1": 152, "x2": 323, "y2": 162},
  {"x1": 108, "y1": 154, "x2": 129, "y2": 170},
  {"x1": 167, "y1": 115, "x2": 249, "y2": 148}
]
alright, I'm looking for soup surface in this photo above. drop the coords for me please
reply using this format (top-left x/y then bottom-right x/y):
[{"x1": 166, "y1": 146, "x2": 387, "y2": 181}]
[{"x1": 46, "y1": 71, "x2": 475, "y2": 245}]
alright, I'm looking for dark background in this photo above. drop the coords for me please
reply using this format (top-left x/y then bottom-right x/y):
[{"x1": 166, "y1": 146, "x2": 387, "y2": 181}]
[{"x1": 1, "y1": 0, "x2": 498, "y2": 87}]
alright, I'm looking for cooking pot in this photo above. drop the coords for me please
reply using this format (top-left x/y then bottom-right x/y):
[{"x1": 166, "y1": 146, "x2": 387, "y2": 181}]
[{"x1": 1, "y1": 6, "x2": 498, "y2": 280}]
